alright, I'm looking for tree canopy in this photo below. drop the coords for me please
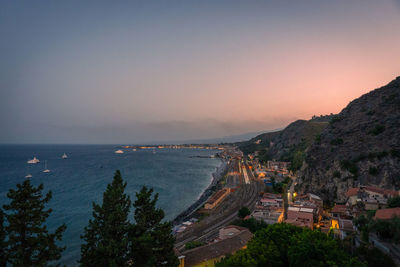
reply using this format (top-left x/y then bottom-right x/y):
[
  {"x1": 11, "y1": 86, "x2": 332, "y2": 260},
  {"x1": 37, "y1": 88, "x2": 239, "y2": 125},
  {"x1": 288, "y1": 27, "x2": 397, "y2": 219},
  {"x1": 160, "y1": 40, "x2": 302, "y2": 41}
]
[
  {"x1": 80, "y1": 172, "x2": 178, "y2": 267},
  {"x1": 2, "y1": 179, "x2": 66, "y2": 266},
  {"x1": 217, "y1": 223, "x2": 365, "y2": 267},
  {"x1": 238, "y1": 207, "x2": 251, "y2": 219},
  {"x1": 129, "y1": 186, "x2": 178, "y2": 267},
  {"x1": 80, "y1": 170, "x2": 132, "y2": 267}
]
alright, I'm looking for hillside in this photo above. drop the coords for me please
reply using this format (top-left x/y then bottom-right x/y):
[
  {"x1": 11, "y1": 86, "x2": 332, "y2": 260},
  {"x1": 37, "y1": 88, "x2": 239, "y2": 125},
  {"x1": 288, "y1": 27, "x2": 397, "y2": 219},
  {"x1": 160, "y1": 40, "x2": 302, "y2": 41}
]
[
  {"x1": 297, "y1": 77, "x2": 400, "y2": 202},
  {"x1": 237, "y1": 117, "x2": 330, "y2": 170}
]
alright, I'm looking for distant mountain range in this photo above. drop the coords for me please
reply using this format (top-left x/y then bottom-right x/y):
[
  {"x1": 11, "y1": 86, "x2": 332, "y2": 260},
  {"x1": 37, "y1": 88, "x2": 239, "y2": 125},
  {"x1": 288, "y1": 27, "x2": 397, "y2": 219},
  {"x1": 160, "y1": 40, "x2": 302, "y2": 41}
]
[
  {"x1": 237, "y1": 76, "x2": 400, "y2": 202},
  {"x1": 145, "y1": 130, "x2": 283, "y2": 145}
]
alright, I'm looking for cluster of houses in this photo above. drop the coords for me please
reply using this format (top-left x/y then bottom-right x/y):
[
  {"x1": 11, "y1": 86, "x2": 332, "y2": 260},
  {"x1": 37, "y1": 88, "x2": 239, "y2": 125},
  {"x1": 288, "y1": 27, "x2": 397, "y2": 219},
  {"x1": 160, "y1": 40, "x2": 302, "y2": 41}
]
[
  {"x1": 330, "y1": 185, "x2": 400, "y2": 240},
  {"x1": 174, "y1": 150, "x2": 400, "y2": 266},
  {"x1": 251, "y1": 160, "x2": 291, "y2": 184},
  {"x1": 286, "y1": 193, "x2": 323, "y2": 229},
  {"x1": 251, "y1": 192, "x2": 284, "y2": 224}
]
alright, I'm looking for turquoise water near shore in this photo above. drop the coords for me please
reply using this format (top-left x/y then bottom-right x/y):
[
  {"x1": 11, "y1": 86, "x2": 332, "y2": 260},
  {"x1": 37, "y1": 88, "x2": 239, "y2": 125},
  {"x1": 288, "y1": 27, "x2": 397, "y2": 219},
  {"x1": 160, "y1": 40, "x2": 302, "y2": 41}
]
[{"x1": 0, "y1": 145, "x2": 220, "y2": 265}]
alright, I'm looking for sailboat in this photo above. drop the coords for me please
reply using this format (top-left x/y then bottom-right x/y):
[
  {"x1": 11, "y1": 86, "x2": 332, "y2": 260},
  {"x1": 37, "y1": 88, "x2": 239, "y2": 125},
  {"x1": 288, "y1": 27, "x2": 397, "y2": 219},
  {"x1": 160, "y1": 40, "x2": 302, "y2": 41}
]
[
  {"x1": 25, "y1": 166, "x2": 32, "y2": 178},
  {"x1": 43, "y1": 160, "x2": 50, "y2": 173},
  {"x1": 62, "y1": 153, "x2": 68, "y2": 159},
  {"x1": 27, "y1": 156, "x2": 40, "y2": 164}
]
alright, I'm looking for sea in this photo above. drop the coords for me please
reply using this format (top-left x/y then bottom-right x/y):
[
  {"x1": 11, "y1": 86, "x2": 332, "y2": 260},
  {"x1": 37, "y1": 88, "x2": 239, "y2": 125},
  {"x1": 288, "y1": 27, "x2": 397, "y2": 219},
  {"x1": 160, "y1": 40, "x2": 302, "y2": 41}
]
[{"x1": 0, "y1": 144, "x2": 221, "y2": 265}]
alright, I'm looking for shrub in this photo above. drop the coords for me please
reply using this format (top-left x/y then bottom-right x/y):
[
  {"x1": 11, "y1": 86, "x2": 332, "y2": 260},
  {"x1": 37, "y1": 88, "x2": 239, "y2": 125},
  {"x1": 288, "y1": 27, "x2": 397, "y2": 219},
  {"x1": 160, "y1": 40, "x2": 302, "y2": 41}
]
[
  {"x1": 238, "y1": 207, "x2": 251, "y2": 218},
  {"x1": 333, "y1": 171, "x2": 341, "y2": 178},
  {"x1": 390, "y1": 148, "x2": 400, "y2": 158},
  {"x1": 369, "y1": 124, "x2": 385, "y2": 135},
  {"x1": 185, "y1": 240, "x2": 205, "y2": 250},
  {"x1": 330, "y1": 115, "x2": 343, "y2": 124},
  {"x1": 368, "y1": 166, "x2": 378, "y2": 176},
  {"x1": 366, "y1": 110, "x2": 375, "y2": 116},
  {"x1": 340, "y1": 160, "x2": 358, "y2": 175},
  {"x1": 330, "y1": 138, "x2": 343, "y2": 146}
]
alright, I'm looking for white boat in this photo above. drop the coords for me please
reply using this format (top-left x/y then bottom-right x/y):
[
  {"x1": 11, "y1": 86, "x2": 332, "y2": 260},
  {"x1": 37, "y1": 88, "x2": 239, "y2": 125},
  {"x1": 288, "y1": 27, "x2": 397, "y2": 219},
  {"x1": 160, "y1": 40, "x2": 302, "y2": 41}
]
[
  {"x1": 115, "y1": 150, "x2": 124, "y2": 154},
  {"x1": 25, "y1": 174, "x2": 32, "y2": 178},
  {"x1": 132, "y1": 148, "x2": 137, "y2": 151},
  {"x1": 62, "y1": 153, "x2": 68, "y2": 159},
  {"x1": 27, "y1": 157, "x2": 40, "y2": 164},
  {"x1": 43, "y1": 160, "x2": 50, "y2": 173}
]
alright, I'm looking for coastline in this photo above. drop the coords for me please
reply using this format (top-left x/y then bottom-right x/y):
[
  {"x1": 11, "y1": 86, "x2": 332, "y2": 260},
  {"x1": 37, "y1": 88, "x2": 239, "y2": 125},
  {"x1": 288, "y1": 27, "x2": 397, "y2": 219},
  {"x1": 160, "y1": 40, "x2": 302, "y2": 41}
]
[{"x1": 172, "y1": 158, "x2": 228, "y2": 225}]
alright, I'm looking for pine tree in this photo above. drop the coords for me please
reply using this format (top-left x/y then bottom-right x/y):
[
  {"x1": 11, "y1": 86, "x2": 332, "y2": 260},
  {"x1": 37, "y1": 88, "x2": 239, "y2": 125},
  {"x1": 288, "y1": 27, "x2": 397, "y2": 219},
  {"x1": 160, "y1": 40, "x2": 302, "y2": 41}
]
[
  {"x1": 0, "y1": 209, "x2": 6, "y2": 267},
  {"x1": 2, "y1": 179, "x2": 66, "y2": 266},
  {"x1": 80, "y1": 170, "x2": 131, "y2": 267},
  {"x1": 129, "y1": 186, "x2": 179, "y2": 267}
]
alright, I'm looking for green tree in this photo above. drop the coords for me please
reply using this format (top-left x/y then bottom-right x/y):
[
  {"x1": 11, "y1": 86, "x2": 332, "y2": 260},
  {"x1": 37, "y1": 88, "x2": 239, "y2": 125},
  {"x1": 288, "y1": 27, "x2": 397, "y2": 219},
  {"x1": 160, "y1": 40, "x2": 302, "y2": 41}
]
[
  {"x1": 355, "y1": 245, "x2": 396, "y2": 267},
  {"x1": 0, "y1": 209, "x2": 6, "y2": 267},
  {"x1": 80, "y1": 170, "x2": 132, "y2": 267},
  {"x1": 217, "y1": 224, "x2": 365, "y2": 267},
  {"x1": 232, "y1": 218, "x2": 268, "y2": 233},
  {"x1": 184, "y1": 240, "x2": 205, "y2": 250},
  {"x1": 387, "y1": 196, "x2": 400, "y2": 208},
  {"x1": 238, "y1": 207, "x2": 251, "y2": 218},
  {"x1": 129, "y1": 186, "x2": 178, "y2": 267},
  {"x1": 3, "y1": 179, "x2": 66, "y2": 266}
]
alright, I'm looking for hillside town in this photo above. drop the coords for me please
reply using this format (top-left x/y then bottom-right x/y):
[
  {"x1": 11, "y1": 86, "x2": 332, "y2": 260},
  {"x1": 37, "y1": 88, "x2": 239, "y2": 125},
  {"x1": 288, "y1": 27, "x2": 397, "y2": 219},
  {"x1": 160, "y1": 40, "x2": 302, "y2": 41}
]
[{"x1": 174, "y1": 146, "x2": 400, "y2": 267}]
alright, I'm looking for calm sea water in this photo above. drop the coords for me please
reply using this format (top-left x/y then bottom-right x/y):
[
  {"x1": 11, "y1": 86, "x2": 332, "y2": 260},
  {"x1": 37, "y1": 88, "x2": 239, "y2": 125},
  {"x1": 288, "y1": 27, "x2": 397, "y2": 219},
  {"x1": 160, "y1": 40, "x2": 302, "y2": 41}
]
[{"x1": 0, "y1": 144, "x2": 220, "y2": 265}]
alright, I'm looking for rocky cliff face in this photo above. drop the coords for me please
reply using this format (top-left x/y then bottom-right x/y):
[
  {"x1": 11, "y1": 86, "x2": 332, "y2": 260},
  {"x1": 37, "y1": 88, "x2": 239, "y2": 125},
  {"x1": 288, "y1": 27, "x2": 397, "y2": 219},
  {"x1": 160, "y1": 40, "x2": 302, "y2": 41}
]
[{"x1": 297, "y1": 77, "x2": 400, "y2": 202}]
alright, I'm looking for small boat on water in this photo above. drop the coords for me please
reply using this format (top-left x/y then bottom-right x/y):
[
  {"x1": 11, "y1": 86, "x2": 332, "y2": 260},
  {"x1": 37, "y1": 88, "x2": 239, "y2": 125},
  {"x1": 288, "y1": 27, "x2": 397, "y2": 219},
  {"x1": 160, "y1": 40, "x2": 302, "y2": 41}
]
[
  {"x1": 115, "y1": 150, "x2": 124, "y2": 154},
  {"x1": 61, "y1": 153, "x2": 68, "y2": 159},
  {"x1": 27, "y1": 157, "x2": 40, "y2": 164},
  {"x1": 132, "y1": 148, "x2": 137, "y2": 151},
  {"x1": 43, "y1": 160, "x2": 50, "y2": 173},
  {"x1": 25, "y1": 174, "x2": 32, "y2": 178}
]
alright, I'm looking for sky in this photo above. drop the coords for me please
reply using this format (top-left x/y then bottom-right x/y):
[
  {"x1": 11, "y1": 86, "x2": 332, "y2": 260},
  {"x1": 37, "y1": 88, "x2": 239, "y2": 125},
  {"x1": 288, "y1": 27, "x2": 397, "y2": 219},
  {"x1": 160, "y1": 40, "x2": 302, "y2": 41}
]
[{"x1": 1, "y1": 0, "x2": 400, "y2": 144}]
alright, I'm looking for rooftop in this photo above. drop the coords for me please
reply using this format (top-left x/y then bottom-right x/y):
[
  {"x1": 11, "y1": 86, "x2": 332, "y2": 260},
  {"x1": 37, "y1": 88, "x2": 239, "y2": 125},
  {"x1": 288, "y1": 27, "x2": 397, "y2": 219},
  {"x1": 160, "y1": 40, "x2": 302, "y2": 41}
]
[
  {"x1": 182, "y1": 228, "x2": 253, "y2": 266},
  {"x1": 374, "y1": 207, "x2": 400, "y2": 220}
]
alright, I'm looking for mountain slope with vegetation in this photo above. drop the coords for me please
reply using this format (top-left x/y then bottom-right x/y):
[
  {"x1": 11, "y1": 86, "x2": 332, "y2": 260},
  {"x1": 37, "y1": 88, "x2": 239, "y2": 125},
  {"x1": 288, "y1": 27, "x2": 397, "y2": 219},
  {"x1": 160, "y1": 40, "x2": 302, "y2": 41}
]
[
  {"x1": 298, "y1": 77, "x2": 400, "y2": 202},
  {"x1": 237, "y1": 116, "x2": 331, "y2": 171}
]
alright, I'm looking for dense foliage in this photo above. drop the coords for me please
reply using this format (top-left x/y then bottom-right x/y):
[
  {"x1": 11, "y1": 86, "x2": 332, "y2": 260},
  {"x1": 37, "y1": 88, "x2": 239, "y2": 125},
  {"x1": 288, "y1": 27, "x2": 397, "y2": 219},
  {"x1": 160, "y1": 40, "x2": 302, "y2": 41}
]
[
  {"x1": 129, "y1": 186, "x2": 179, "y2": 267},
  {"x1": 371, "y1": 217, "x2": 400, "y2": 243},
  {"x1": 2, "y1": 179, "x2": 66, "y2": 266},
  {"x1": 80, "y1": 170, "x2": 132, "y2": 266},
  {"x1": 184, "y1": 240, "x2": 205, "y2": 250},
  {"x1": 0, "y1": 210, "x2": 6, "y2": 267},
  {"x1": 232, "y1": 218, "x2": 268, "y2": 233},
  {"x1": 216, "y1": 223, "x2": 365, "y2": 267},
  {"x1": 354, "y1": 212, "x2": 400, "y2": 244},
  {"x1": 80, "y1": 171, "x2": 179, "y2": 267},
  {"x1": 387, "y1": 196, "x2": 400, "y2": 208},
  {"x1": 238, "y1": 207, "x2": 251, "y2": 218}
]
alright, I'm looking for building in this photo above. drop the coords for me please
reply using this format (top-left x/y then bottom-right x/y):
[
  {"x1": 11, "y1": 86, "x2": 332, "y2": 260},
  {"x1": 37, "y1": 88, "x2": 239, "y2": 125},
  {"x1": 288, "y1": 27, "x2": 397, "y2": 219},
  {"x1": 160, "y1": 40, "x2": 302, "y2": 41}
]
[
  {"x1": 345, "y1": 186, "x2": 399, "y2": 208},
  {"x1": 285, "y1": 207, "x2": 314, "y2": 229},
  {"x1": 179, "y1": 227, "x2": 253, "y2": 267},
  {"x1": 374, "y1": 207, "x2": 400, "y2": 220},
  {"x1": 331, "y1": 204, "x2": 351, "y2": 219},
  {"x1": 266, "y1": 161, "x2": 290, "y2": 171},
  {"x1": 204, "y1": 188, "x2": 230, "y2": 209}
]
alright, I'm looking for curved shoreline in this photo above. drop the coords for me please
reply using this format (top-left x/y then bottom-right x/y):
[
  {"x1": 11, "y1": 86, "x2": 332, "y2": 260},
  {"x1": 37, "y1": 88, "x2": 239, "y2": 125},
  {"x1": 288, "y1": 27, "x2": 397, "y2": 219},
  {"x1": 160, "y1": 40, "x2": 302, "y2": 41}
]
[{"x1": 172, "y1": 158, "x2": 228, "y2": 225}]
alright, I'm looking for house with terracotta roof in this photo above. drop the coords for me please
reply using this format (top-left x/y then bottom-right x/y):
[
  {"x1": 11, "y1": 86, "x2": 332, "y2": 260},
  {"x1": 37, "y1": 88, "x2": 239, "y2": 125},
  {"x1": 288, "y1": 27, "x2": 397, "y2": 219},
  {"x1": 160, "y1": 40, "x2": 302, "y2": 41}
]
[
  {"x1": 374, "y1": 207, "x2": 400, "y2": 220},
  {"x1": 331, "y1": 204, "x2": 351, "y2": 219},
  {"x1": 285, "y1": 207, "x2": 314, "y2": 229},
  {"x1": 178, "y1": 226, "x2": 253, "y2": 267},
  {"x1": 345, "y1": 186, "x2": 399, "y2": 210},
  {"x1": 345, "y1": 187, "x2": 360, "y2": 206}
]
